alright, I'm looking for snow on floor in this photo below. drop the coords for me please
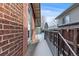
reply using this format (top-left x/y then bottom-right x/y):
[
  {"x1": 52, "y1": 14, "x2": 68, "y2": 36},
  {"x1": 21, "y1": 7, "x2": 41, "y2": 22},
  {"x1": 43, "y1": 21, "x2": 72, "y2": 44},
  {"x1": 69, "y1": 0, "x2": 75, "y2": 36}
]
[{"x1": 32, "y1": 33, "x2": 52, "y2": 56}]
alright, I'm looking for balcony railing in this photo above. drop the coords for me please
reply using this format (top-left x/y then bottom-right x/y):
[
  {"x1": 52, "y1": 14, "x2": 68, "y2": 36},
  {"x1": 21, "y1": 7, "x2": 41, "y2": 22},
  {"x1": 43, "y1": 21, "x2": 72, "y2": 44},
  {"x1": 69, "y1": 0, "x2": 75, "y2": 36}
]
[{"x1": 44, "y1": 30, "x2": 77, "y2": 56}]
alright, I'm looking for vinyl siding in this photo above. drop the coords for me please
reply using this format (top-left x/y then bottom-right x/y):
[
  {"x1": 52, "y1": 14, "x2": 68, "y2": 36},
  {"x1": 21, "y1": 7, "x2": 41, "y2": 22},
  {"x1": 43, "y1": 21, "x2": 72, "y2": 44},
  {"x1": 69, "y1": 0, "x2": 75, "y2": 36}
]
[{"x1": 57, "y1": 6, "x2": 79, "y2": 26}]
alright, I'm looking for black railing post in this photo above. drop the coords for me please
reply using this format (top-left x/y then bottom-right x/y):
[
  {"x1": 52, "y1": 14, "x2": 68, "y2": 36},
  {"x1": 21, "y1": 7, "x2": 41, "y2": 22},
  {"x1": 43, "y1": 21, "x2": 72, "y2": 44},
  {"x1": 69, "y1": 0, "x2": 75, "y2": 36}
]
[{"x1": 58, "y1": 34, "x2": 60, "y2": 56}]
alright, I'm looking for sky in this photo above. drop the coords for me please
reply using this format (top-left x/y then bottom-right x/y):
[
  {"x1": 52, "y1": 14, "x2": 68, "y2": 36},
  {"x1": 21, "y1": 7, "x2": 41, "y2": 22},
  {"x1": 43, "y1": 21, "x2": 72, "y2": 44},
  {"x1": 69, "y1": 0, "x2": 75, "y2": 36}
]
[{"x1": 41, "y1": 3, "x2": 72, "y2": 27}]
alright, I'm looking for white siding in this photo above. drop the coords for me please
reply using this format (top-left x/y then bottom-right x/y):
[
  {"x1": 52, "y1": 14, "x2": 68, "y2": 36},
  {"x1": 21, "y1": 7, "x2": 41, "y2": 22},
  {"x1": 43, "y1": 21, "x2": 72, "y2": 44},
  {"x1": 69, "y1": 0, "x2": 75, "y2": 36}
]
[
  {"x1": 57, "y1": 17, "x2": 63, "y2": 26},
  {"x1": 69, "y1": 6, "x2": 79, "y2": 23},
  {"x1": 57, "y1": 6, "x2": 79, "y2": 26}
]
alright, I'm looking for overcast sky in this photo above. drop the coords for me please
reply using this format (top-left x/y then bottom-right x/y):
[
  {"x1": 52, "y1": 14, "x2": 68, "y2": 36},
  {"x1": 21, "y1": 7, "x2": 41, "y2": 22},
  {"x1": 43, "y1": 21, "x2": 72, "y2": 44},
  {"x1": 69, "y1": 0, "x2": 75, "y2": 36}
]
[{"x1": 41, "y1": 3, "x2": 72, "y2": 26}]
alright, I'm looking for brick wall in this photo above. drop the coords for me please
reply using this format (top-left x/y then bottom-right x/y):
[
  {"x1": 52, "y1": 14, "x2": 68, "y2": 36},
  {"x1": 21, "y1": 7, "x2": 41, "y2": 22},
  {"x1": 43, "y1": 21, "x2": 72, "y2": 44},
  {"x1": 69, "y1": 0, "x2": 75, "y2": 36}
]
[
  {"x1": 23, "y1": 4, "x2": 28, "y2": 55},
  {"x1": 0, "y1": 3, "x2": 24, "y2": 56}
]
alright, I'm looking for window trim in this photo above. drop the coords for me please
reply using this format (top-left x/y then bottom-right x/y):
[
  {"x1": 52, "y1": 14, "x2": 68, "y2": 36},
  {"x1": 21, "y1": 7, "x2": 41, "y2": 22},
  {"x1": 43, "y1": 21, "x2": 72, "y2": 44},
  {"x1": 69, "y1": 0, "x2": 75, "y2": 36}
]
[{"x1": 62, "y1": 15, "x2": 70, "y2": 24}]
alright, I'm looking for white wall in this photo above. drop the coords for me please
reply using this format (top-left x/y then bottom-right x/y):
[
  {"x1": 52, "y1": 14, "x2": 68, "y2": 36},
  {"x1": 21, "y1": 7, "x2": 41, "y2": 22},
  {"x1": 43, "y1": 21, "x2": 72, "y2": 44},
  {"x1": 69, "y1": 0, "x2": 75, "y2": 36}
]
[
  {"x1": 69, "y1": 6, "x2": 79, "y2": 23},
  {"x1": 57, "y1": 6, "x2": 79, "y2": 26}
]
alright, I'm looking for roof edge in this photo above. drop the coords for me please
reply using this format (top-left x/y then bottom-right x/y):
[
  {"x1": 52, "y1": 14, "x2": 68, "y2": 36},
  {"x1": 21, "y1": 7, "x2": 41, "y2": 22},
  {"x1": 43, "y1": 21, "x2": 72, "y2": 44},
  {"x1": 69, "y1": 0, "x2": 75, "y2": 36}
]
[{"x1": 55, "y1": 3, "x2": 79, "y2": 19}]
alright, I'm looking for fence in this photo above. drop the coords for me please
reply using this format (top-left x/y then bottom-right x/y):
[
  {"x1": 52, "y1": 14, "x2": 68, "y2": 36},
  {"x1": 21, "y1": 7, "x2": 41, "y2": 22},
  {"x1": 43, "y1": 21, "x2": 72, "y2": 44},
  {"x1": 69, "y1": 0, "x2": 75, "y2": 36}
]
[{"x1": 44, "y1": 29, "x2": 78, "y2": 56}]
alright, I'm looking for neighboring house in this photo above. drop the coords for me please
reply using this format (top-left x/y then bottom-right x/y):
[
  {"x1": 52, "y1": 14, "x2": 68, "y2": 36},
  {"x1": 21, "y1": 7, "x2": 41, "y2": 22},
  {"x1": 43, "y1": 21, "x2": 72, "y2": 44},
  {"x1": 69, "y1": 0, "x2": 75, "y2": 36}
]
[
  {"x1": 55, "y1": 3, "x2": 79, "y2": 55},
  {"x1": 0, "y1": 3, "x2": 40, "y2": 56},
  {"x1": 44, "y1": 21, "x2": 58, "y2": 31},
  {"x1": 55, "y1": 4, "x2": 79, "y2": 28},
  {"x1": 48, "y1": 22, "x2": 58, "y2": 30},
  {"x1": 41, "y1": 16, "x2": 58, "y2": 31}
]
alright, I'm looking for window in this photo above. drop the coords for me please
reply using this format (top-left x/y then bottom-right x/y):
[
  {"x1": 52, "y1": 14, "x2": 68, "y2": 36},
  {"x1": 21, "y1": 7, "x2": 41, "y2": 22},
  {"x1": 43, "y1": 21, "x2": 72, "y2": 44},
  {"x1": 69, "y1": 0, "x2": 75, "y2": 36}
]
[
  {"x1": 28, "y1": 6, "x2": 32, "y2": 24},
  {"x1": 28, "y1": 5, "x2": 33, "y2": 41},
  {"x1": 62, "y1": 15, "x2": 70, "y2": 24}
]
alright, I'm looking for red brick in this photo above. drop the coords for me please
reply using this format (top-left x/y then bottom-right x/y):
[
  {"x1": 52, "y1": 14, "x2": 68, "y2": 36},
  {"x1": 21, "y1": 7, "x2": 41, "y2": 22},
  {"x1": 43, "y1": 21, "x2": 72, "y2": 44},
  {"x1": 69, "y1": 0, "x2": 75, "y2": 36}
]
[
  {"x1": 4, "y1": 25, "x2": 15, "y2": 29},
  {"x1": 2, "y1": 43, "x2": 14, "y2": 51},
  {"x1": 11, "y1": 13, "x2": 18, "y2": 18},
  {"x1": 0, "y1": 40, "x2": 8, "y2": 47},
  {"x1": 0, "y1": 50, "x2": 8, "y2": 56},
  {"x1": 0, "y1": 36, "x2": 2, "y2": 41},
  {"x1": 4, "y1": 30, "x2": 11, "y2": 34},
  {"x1": 0, "y1": 12, "x2": 3, "y2": 17},
  {"x1": 0, "y1": 7, "x2": 4, "y2": 12},
  {"x1": 15, "y1": 33, "x2": 23, "y2": 37},
  {"x1": 0, "y1": 3, "x2": 3, "y2": 6},
  {"x1": 11, "y1": 30, "x2": 19, "y2": 33},
  {"x1": 0, "y1": 6, "x2": 10, "y2": 15},
  {"x1": 0, "y1": 19, "x2": 2, "y2": 23},
  {"x1": 0, "y1": 48, "x2": 1, "y2": 53},
  {"x1": 10, "y1": 4, "x2": 17, "y2": 14},
  {"x1": 4, "y1": 4, "x2": 11, "y2": 12},
  {"x1": 0, "y1": 3, "x2": 24, "y2": 56},
  {"x1": 9, "y1": 45, "x2": 17, "y2": 52},
  {"x1": 2, "y1": 19, "x2": 10, "y2": 24},
  {"x1": 4, "y1": 14, "x2": 14, "y2": 21},
  {"x1": 0, "y1": 30, "x2": 4, "y2": 35},
  {"x1": 0, "y1": 24, "x2": 2, "y2": 29},
  {"x1": 3, "y1": 34, "x2": 14, "y2": 40},
  {"x1": 14, "y1": 46, "x2": 20, "y2": 53},
  {"x1": 9, "y1": 37, "x2": 17, "y2": 42},
  {"x1": 8, "y1": 50, "x2": 15, "y2": 56},
  {"x1": 14, "y1": 39, "x2": 20, "y2": 44},
  {"x1": 9, "y1": 22, "x2": 18, "y2": 26}
]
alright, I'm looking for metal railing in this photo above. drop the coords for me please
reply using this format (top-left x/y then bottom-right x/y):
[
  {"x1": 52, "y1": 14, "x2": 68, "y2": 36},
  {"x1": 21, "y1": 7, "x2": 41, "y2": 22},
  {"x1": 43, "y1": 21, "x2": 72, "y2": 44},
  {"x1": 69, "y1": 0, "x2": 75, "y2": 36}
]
[
  {"x1": 58, "y1": 32, "x2": 77, "y2": 56},
  {"x1": 44, "y1": 30, "x2": 77, "y2": 56}
]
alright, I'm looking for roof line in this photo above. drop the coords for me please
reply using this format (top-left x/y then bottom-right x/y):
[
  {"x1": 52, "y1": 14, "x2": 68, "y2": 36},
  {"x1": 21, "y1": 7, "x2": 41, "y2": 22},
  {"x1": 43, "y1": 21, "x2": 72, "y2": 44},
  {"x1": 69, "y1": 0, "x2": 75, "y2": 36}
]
[{"x1": 55, "y1": 3, "x2": 79, "y2": 19}]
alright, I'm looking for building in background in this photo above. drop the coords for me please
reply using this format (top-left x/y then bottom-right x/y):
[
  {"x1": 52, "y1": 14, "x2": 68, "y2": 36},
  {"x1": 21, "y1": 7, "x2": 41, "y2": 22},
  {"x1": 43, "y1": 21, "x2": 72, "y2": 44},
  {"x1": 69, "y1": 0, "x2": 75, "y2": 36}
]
[{"x1": 55, "y1": 3, "x2": 79, "y2": 55}]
